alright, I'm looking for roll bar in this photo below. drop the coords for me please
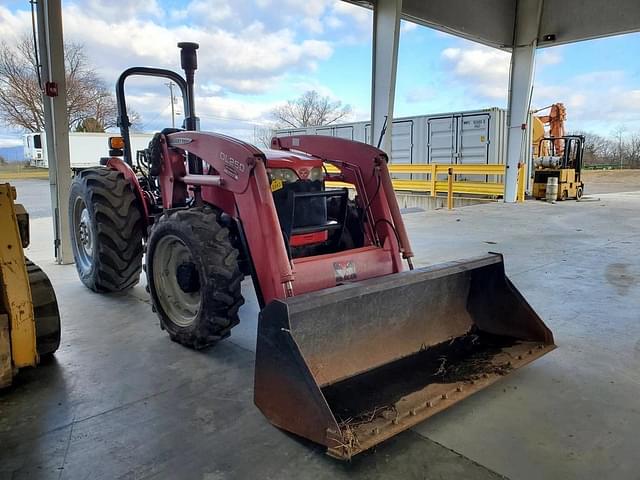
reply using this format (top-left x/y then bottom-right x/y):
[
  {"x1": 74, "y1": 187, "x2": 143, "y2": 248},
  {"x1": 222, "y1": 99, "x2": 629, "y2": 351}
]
[{"x1": 115, "y1": 43, "x2": 201, "y2": 172}]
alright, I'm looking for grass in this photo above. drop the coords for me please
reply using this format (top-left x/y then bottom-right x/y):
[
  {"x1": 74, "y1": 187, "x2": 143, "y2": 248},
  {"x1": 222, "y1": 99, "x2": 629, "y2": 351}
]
[{"x1": 0, "y1": 164, "x2": 50, "y2": 180}]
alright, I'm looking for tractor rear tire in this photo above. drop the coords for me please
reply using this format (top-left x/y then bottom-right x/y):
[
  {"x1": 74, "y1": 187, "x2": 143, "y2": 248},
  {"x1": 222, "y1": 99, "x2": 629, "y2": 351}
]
[
  {"x1": 145, "y1": 207, "x2": 245, "y2": 349},
  {"x1": 69, "y1": 168, "x2": 144, "y2": 292},
  {"x1": 26, "y1": 259, "x2": 61, "y2": 357}
]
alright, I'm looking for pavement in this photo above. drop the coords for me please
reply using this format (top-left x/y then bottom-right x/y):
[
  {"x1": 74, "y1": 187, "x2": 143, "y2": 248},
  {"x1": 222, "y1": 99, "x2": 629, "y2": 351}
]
[
  {"x1": 1, "y1": 182, "x2": 639, "y2": 479},
  {"x1": 5, "y1": 179, "x2": 53, "y2": 219}
]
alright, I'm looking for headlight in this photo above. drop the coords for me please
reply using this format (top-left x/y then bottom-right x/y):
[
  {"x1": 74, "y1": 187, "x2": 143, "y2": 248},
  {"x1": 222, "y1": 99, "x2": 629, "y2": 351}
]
[
  {"x1": 269, "y1": 168, "x2": 298, "y2": 183},
  {"x1": 309, "y1": 166, "x2": 324, "y2": 182}
]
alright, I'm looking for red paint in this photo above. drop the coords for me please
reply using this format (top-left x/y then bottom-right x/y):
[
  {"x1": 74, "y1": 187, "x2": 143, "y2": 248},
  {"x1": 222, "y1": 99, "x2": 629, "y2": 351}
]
[
  {"x1": 105, "y1": 132, "x2": 413, "y2": 305},
  {"x1": 159, "y1": 137, "x2": 187, "y2": 209},
  {"x1": 44, "y1": 81, "x2": 58, "y2": 97},
  {"x1": 290, "y1": 231, "x2": 327, "y2": 247},
  {"x1": 263, "y1": 148, "x2": 322, "y2": 179},
  {"x1": 272, "y1": 134, "x2": 412, "y2": 269},
  {"x1": 291, "y1": 245, "x2": 396, "y2": 294}
]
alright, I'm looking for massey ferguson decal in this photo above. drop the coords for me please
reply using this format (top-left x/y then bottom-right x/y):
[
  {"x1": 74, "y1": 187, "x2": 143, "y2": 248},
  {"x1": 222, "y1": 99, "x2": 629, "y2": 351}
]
[
  {"x1": 334, "y1": 261, "x2": 357, "y2": 283},
  {"x1": 220, "y1": 151, "x2": 245, "y2": 180}
]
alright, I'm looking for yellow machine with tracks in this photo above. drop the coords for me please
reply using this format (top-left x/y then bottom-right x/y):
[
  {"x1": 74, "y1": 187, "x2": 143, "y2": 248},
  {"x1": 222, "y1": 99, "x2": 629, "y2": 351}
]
[{"x1": 0, "y1": 183, "x2": 61, "y2": 388}]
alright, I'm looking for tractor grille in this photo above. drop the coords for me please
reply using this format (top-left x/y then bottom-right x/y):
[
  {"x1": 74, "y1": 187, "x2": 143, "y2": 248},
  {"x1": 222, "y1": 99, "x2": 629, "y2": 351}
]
[{"x1": 272, "y1": 180, "x2": 327, "y2": 237}]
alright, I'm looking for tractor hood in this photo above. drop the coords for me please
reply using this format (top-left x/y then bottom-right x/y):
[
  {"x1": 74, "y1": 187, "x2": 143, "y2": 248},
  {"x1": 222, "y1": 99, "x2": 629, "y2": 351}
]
[{"x1": 261, "y1": 148, "x2": 324, "y2": 174}]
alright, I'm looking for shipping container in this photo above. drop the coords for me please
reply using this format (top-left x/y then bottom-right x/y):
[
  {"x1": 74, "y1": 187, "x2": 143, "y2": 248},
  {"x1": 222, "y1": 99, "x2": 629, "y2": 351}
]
[
  {"x1": 24, "y1": 132, "x2": 154, "y2": 169},
  {"x1": 275, "y1": 108, "x2": 533, "y2": 185}
]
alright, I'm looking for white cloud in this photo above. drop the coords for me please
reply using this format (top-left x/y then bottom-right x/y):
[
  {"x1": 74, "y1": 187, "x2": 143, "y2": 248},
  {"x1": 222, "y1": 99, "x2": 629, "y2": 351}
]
[
  {"x1": 441, "y1": 46, "x2": 510, "y2": 100},
  {"x1": 0, "y1": 136, "x2": 23, "y2": 148},
  {"x1": 532, "y1": 74, "x2": 640, "y2": 131},
  {"x1": 405, "y1": 86, "x2": 435, "y2": 103},
  {"x1": 537, "y1": 49, "x2": 563, "y2": 66},
  {"x1": 0, "y1": 1, "x2": 348, "y2": 141},
  {"x1": 0, "y1": 6, "x2": 30, "y2": 42},
  {"x1": 440, "y1": 41, "x2": 640, "y2": 130},
  {"x1": 326, "y1": 15, "x2": 344, "y2": 29},
  {"x1": 281, "y1": 0, "x2": 335, "y2": 18},
  {"x1": 56, "y1": 4, "x2": 334, "y2": 95},
  {"x1": 302, "y1": 17, "x2": 325, "y2": 34},
  {"x1": 330, "y1": 1, "x2": 371, "y2": 42},
  {"x1": 401, "y1": 21, "x2": 418, "y2": 34},
  {"x1": 172, "y1": 0, "x2": 233, "y2": 24}
]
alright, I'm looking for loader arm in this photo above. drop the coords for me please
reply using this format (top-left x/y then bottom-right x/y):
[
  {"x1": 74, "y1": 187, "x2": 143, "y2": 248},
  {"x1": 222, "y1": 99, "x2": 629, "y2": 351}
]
[
  {"x1": 162, "y1": 132, "x2": 408, "y2": 303},
  {"x1": 272, "y1": 135, "x2": 413, "y2": 261},
  {"x1": 164, "y1": 131, "x2": 295, "y2": 302}
]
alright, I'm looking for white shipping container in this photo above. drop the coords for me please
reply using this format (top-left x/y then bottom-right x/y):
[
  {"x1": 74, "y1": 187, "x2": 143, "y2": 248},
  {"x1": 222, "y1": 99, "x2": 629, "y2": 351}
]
[
  {"x1": 275, "y1": 107, "x2": 530, "y2": 183},
  {"x1": 24, "y1": 132, "x2": 154, "y2": 169}
]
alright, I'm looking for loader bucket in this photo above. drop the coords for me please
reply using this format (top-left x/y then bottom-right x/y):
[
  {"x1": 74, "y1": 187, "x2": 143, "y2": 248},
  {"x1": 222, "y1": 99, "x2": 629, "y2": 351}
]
[{"x1": 254, "y1": 253, "x2": 555, "y2": 460}]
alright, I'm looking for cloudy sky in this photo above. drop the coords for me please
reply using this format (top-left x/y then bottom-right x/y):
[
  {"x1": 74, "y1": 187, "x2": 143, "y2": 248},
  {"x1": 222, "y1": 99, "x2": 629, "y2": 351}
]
[{"x1": 1, "y1": 0, "x2": 639, "y2": 148}]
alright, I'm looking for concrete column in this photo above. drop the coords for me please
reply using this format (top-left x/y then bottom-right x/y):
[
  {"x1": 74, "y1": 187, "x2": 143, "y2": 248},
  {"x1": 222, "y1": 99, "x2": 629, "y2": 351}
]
[
  {"x1": 36, "y1": 0, "x2": 73, "y2": 263},
  {"x1": 504, "y1": 0, "x2": 542, "y2": 202},
  {"x1": 370, "y1": 0, "x2": 402, "y2": 156}
]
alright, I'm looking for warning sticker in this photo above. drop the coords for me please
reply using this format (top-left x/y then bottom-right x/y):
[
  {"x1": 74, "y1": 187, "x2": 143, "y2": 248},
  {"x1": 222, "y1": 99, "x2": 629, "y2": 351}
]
[
  {"x1": 334, "y1": 261, "x2": 357, "y2": 283},
  {"x1": 271, "y1": 179, "x2": 284, "y2": 192}
]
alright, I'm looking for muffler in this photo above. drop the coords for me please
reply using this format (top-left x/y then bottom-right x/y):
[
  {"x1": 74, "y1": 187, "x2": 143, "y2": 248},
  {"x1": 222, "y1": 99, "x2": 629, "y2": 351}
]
[{"x1": 254, "y1": 253, "x2": 555, "y2": 459}]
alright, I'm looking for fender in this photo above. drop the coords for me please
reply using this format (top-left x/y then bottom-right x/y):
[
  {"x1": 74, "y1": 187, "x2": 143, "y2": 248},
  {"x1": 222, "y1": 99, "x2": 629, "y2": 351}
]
[{"x1": 105, "y1": 157, "x2": 151, "y2": 226}]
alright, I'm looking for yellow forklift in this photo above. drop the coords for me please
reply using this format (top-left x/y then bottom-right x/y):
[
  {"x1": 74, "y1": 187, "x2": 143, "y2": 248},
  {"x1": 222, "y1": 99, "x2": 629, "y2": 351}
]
[
  {"x1": 0, "y1": 183, "x2": 61, "y2": 388},
  {"x1": 532, "y1": 135, "x2": 585, "y2": 201}
]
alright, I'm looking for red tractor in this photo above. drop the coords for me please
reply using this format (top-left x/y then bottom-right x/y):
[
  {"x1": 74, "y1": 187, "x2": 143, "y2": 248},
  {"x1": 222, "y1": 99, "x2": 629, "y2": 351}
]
[{"x1": 69, "y1": 43, "x2": 555, "y2": 459}]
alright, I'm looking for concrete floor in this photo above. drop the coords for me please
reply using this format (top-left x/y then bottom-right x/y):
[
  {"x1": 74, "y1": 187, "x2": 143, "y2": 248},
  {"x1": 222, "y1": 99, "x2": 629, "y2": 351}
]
[{"x1": 1, "y1": 188, "x2": 639, "y2": 479}]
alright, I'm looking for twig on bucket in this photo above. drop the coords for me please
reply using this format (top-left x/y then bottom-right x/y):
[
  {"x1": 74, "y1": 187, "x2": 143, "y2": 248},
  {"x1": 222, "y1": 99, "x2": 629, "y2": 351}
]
[
  {"x1": 435, "y1": 356, "x2": 448, "y2": 376},
  {"x1": 339, "y1": 405, "x2": 391, "y2": 428}
]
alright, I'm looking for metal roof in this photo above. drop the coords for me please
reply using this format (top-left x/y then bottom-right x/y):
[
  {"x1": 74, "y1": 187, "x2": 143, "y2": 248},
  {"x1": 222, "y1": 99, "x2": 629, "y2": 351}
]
[{"x1": 345, "y1": 0, "x2": 640, "y2": 49}]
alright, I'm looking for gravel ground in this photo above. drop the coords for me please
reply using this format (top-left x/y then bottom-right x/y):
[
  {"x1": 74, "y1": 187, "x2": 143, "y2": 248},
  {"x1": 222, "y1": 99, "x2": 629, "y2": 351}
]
[{"x1": 581, "y1": 169, "x2": 640, "y2": 194}]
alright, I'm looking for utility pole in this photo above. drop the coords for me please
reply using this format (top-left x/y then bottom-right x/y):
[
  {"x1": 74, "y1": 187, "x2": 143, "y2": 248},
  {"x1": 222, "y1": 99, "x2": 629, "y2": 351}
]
[{"x1": 166, "y1": 82, "x2": 176, "y2": 128}]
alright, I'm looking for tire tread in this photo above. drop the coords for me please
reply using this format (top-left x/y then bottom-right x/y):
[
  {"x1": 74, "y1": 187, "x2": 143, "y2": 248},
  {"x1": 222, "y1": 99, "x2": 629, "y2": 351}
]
[{"x1": 70, "y1": 168, "x2": 144, "y2": 292}]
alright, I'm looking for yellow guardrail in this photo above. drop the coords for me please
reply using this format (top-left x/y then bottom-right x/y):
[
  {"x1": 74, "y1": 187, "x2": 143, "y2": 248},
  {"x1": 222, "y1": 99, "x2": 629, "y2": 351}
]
[{"x1": 326, "y1": 162, "x2": 529, "y2": 200}]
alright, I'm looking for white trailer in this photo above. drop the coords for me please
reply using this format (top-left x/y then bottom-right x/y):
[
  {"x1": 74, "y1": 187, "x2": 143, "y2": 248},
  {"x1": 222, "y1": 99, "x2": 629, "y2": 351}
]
[
  {"x1": 24, "y1": 132, "x2": 154, "y2": 169},
  {"x1": 275, "y1": 107, "x2": 533, "y2": 185}
]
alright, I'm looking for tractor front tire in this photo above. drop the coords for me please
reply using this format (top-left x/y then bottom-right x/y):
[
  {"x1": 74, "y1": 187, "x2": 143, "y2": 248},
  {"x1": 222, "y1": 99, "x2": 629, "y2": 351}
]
[
  {"x1": 69, "y1": 168, "x2": 144, "y2": 292},
  {"x1": 145, "y1": 208, "x2": 244, "y2": 349}
]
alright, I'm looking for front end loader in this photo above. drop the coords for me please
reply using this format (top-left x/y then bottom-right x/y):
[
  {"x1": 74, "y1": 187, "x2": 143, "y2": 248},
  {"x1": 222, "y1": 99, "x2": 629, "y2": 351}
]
[{"x1": 68, "y1": 43, "x2": 555, "y2": 459}]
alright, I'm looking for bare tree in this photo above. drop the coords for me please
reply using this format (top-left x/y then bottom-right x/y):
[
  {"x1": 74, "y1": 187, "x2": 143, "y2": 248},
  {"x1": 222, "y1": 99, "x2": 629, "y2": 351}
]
[
  {"x1": 628, "y1": 133, "x2": 640, "y2": 169},
  {"x1": 0, "y1": 36, "x2": 137, "y2": 133},
  {"x1": 252, "y1": 124, "x2": 276, "y2": 148},
  {"x1": 272, "y1": 90, "x2": 352, "y2": 128},
  {"x1": 610, "y1": 125, "x2": 627, "y2": 168},
  {"x1": 571, "y1": 131, "x2": 612, "y2": 165}
]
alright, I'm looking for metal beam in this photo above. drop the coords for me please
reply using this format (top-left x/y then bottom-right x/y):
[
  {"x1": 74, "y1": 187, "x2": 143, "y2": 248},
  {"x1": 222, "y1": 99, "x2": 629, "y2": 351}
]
[
  {"x1": 370, "y1": 0, "x2": 402, "y2": 156},
  {"x1": 504, "y1": 0, "x2": 542, "y2": 203},
  {"x1": 36, "y1": 0, "x2": 73, "y2": 263}
]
